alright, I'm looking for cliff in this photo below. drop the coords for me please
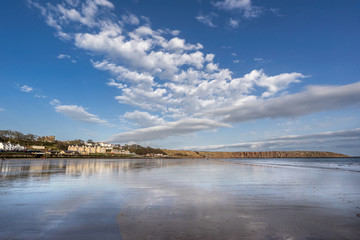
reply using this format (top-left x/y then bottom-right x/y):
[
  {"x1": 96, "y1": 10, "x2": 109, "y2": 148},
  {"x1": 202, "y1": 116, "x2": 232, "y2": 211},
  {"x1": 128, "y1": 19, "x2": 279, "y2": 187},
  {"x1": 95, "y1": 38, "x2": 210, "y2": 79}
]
[{"x1": 161, "y1": 150, "x2": 349, "y2": 159}]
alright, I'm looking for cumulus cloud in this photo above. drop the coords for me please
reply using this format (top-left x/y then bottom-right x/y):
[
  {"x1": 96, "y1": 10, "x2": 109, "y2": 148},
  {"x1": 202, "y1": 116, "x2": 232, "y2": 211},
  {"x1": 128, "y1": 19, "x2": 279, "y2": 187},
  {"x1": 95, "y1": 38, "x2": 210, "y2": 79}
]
[
  {"x1": 124, "y1": 110, "x2": 165, "y2": 127},
  {"x1": 107, "y1": 118, "x2": 230, "y2": 142},
  {"x1": 92, "y1": 60, "x2": 154, "y2": 85},
  {"x1": 28, "y1": 0, "x2": 114, "y2": 39},
  {"x1": 20, "y1": 85, "x2": 33, "y2": 93},
  {"x1": 55, "y1": 104, "x2": 108, "y2": 125},
  {"x1": 74, "y1": 26, "x2": 205, "y2": 79},
  {"x1": 106, "y1": 79, "x2": 126, "y2": 89},
  {"x1": 31, "y1": 1, "x2": 307, "y2": 123},
  {"x1": 31, "y1": 0, "x2": 360, "y2": 143},
  {"x1": 182, "y1": 128, "x2": 360, "y2": 151}
]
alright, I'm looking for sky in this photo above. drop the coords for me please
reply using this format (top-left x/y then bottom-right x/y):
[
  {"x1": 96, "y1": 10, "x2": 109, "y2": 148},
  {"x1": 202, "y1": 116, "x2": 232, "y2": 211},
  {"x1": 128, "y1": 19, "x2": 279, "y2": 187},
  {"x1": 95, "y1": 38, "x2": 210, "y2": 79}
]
[{"x1": 0, "y1": 0, "x2": 359, "y2": 155}]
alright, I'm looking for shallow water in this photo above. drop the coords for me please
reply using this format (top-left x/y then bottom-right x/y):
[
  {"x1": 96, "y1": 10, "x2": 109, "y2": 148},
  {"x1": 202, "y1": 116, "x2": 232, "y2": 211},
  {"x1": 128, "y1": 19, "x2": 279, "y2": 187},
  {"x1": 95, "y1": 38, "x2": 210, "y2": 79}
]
[
  {"x1": 225, "y1": 157, "x2": 360, "y2": 172},
  {"x1": 1, "y1": 158, "x2": 360, "y2": 239}
]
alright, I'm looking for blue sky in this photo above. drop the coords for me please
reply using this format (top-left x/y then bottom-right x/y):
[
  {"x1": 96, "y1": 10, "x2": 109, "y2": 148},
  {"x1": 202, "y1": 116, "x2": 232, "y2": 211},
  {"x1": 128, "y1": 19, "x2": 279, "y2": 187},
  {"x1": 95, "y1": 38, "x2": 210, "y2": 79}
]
[{"x1": 0, "y1": 0, "x2": 359, "y2": 155}]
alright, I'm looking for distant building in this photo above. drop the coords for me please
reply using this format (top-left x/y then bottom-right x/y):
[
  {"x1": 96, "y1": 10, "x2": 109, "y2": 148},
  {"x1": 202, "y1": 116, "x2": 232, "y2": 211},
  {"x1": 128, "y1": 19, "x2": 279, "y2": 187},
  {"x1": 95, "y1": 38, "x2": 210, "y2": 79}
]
[
  {"x1": 68, "y1": 145, "x2": 107, "y2": 154},
  {"x1": 99, "y1": 142, "x2": 113, "y2": 148},
  {"x1": 112, "y1": 149, "x2": 130, "y2": 155},
  {"x1": 0, "y1": 142, "x2": 26, "y2": 151},
  {"x1": 68, "y1": 143, "x2": 130, "y2": 155},
  {"x1": 31, "y1": 145, "x2": 46, "y2": 150},
  {"x1": 37, "y1": 135, "x2": 55, "y2": 143}
]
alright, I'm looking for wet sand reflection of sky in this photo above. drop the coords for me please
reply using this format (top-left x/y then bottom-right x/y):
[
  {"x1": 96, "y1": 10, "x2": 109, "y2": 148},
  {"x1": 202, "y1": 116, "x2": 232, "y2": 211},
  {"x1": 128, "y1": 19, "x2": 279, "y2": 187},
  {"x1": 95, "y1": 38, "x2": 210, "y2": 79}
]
[{"x1": 1, "y1": 159, "x2": 360, "y2": 239}]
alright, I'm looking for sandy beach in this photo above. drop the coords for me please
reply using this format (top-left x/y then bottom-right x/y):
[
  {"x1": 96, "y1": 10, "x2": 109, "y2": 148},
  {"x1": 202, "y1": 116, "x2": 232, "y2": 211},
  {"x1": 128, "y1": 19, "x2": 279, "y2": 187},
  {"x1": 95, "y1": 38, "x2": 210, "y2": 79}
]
[{"x1": 1, "y1": 158, "x2": 359, "y2": 239}]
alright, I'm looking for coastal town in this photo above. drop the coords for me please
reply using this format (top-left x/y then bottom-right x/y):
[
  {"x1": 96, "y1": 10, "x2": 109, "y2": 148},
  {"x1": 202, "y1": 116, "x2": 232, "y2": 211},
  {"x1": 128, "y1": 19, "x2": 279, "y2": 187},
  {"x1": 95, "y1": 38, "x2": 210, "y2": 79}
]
[
  {"x1": 0, "y1": 130, "x2": 167, "y2": 158},
  {"x1": 0, "y1": 129, "x2": 350, "y2": 159}
]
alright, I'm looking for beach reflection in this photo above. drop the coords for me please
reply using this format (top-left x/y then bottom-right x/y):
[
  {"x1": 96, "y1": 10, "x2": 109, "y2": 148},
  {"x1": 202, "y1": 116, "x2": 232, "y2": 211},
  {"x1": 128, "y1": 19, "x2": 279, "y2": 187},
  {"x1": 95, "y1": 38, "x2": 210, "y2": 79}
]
[
  {"x1": 1, "y1": 158, "x2": 360, "y2": 239},
  {"x1": 0, "y1": 158, "x2": 193, "y2": 179}
]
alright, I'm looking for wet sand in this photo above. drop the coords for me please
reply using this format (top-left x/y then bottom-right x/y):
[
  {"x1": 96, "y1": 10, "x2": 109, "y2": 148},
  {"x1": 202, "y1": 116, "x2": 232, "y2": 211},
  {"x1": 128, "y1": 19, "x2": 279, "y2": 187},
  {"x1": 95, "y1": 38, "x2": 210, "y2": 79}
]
[{"x1": 1, "y1": 158, "x2": 360, "y2": 239}]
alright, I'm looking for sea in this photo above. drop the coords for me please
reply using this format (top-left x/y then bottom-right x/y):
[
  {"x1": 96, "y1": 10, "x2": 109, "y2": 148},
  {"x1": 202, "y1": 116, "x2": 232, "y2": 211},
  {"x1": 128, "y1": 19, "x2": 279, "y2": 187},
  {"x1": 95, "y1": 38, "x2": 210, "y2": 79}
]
[{"x1": 225, "y1": 157, "x2": 360, "y2": 172}]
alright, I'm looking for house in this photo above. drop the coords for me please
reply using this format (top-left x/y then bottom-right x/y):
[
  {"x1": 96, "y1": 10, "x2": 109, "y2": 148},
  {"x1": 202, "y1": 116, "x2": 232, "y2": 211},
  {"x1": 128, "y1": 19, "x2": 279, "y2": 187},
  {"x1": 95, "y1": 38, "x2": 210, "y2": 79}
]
[
  {"x1": 68, "y1": 144, "x2": 108, "y2": 155},
  {"x1": 99, "y1": 142, "x2": 113, "y2": 148},
  {"x1": 0, "y1": 142, "x2": 26, "y2": 151},
  {"x1": 37, "y1": 135, "x2": 56, "y2": 142},
  {"x1": 31, "y1": 146, "x2": 46, "y2": 150}
]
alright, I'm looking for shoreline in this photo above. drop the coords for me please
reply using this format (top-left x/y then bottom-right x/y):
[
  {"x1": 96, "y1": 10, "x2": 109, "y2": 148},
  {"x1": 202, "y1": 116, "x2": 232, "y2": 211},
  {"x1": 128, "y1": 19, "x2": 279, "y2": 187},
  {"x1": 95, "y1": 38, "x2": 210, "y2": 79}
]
[{"x1": 0, "y1": 150, "x2": 352, "y2": 159}]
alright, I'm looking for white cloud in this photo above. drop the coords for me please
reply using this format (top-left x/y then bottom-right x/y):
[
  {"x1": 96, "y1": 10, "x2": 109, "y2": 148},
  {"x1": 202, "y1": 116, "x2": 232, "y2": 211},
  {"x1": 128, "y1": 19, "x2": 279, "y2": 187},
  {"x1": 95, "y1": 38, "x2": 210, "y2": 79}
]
[
  {"x1": 75, "y1": 28, "x2": 206, "y2": 79},
  {"x1": 56, "y1": 0, "x2": 114, "y2": 27},
  {"x1": 182, "y1": 128, "x2": 360, "y2": 151},
  {"x1": 0, "y1": 108, "x2": 4, "y2": 111},
  {"x1": 28, "y1": 0, "x2": 70, "y2": 40},
  {"x1": 58, "y1": 53, "x2": 77, "y2": 63},
  {"x1": 55, "y1": 104, "x2": 108, "y2": 125},
  {"x1": 205, "y1": 63, "x2": 219, "y2": 72},
  {"x1": 166, "y1": 37, "x2": 203, "y2": 51},
  {"x1": 114, "y1": 86, "x2": 169, "y2": 112},
  {"x1": 124, "y1": 110, "x2": 165, "y2": 127},
  {"x1": 207, "y1": 81, "x2": 360, "y2": 123},
  {"x1": 107, "y1": 118, "x2": 230, "y2": 143},
  {"x1": 195, "y1": 13, "x2": 217, "y2": 27},
  {"x1": 106, "y1": 79, "x2": 126, "y2": 89},
  {"x1": 256, "y1": 71, "x2": 303, "y2": 97},
  {"x1": 29, "y1": 0, "x2": 114, "y2": 39},
  {"x1": 33, "y1": 1, "x2": 306, "y2": 122},
  {"x1": 228, "y1": 18, "x2": 240, "y2": 28},
  {"x1": 20, "y1": 85, "x2": 33, "y2": 93},
  {"x1": 50, "y1": 99, "x2": 61, "y2": 105},
  {"x1": 121, "y1": 13, "x2": 140, "y2": 25},
  {"x1": 270, "y1": 128, "x2": 360, "y2": 141},
  {"x1": 213, "y1": 0, "x2": 251, "y2": 10},
  {"x1": 57, "y1": 54, "x2": 71, "y2": 59},
  {"x1": 32, "y1": 1, "x2": 360, "y2": 144},
  {"x1": 93, "y1": 60, "x2": 154, "y2": 85},
  {"x1": 171, "y1": 30, "x2": 181, "y2": 36},
  {"x1": 213, "y1": 0, "x2": 262, "y2": 19}
]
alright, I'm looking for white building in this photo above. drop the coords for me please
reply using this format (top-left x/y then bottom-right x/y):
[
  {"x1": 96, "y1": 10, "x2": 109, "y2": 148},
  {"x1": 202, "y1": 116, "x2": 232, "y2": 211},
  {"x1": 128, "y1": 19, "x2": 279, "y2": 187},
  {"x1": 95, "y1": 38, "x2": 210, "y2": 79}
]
[
  {"x1": 0, "y1": 142, "x2": 26, "y2": 151},
  {"x1": 99, "y1": 142, "x2": 113, "y2": 148}
]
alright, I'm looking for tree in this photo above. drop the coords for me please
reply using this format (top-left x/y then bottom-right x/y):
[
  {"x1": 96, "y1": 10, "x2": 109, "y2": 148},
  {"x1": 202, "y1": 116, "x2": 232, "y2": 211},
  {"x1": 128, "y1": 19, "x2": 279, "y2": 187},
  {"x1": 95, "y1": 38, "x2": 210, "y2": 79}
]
[
  {"x1": 24, "y1": 134, "x2": 37, "y2": 142},
  {"x1": 71, "y1": 139, "x2": 84, "y2": 145},
  {"x1": 55, "y1": 141, "x2": 68, "y2": 151}
]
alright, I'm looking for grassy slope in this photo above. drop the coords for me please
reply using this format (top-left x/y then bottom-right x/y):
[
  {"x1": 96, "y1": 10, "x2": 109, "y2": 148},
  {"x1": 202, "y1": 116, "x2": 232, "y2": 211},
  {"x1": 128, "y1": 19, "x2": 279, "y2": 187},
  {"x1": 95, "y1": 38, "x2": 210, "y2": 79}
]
[{"x1": 162, "y1": 150, "x2": 350, "y2": 158}]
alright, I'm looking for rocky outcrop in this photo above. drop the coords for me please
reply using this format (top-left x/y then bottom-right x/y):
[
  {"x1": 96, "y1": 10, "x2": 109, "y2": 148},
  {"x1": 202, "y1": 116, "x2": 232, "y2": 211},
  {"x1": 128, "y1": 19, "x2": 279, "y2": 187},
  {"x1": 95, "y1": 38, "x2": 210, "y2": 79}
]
[{"x1": 162, "y1": 150, "x2": 349, "y2": 159}]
